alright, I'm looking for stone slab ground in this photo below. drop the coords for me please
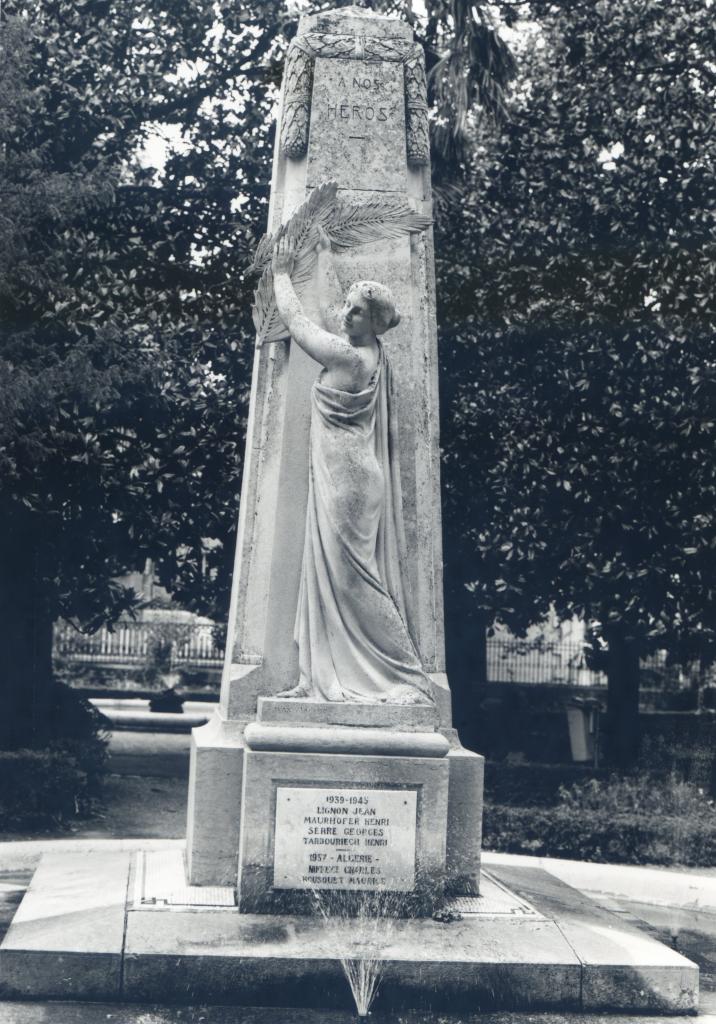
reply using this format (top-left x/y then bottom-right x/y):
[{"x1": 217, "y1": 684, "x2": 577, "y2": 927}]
[
  {"x1": 0, "y1": 1006, "x2": 713, "y2": 1024},
  {"x1": 0, "y1": 848, "x2": 697, "y2": 1015}
]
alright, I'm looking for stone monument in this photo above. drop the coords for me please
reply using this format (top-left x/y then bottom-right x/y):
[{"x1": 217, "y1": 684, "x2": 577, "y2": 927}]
[
  {"x1": 0, "y1": 7, "x2": 700, "y2": 1013},
  {"x1": 185, "y1": 3, "x2": 484, "y2": 908}
]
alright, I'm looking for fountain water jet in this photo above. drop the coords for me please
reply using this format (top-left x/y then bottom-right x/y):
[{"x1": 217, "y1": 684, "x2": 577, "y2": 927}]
[{"x1": 309, "y1": 885, "x2": 413, "y2": 1017}]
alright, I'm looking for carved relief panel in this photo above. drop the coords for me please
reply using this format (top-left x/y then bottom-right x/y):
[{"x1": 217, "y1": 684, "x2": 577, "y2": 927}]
[{"x1": 280, "y1": 32, "x2": 430, "y2": 170}]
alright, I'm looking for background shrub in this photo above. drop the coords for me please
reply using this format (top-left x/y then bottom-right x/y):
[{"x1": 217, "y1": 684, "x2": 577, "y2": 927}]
[
  {"x1": 483, "y1": 774, "x2": 716, "y2": 866},
  {"x1": 0, "y1": 684, "x2": 109, "y2": 830},
  {"x1": 485, "y1": 761, "x2": 605, "y2": 806}
]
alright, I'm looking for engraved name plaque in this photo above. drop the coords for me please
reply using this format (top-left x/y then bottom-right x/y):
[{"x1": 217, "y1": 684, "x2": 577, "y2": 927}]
[{"x1": 273, "y1": 786, "x2": 417, "y2": 891}]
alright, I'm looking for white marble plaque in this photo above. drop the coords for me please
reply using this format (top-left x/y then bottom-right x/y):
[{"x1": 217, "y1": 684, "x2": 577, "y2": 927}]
[{"x1": 273, "y1": 786, "x2": 417, "y2": 891}]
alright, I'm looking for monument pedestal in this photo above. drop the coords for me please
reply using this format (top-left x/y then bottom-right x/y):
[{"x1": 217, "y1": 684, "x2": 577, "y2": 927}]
[
  {"x1": 237, "y1": 747, "x2": 449, "y2": 915},
  {"x1": 186, "y1": 3, "x2": 482, "y2": 904},
  {"x1": 187, "y1": 698, "x2": 484, "y2": 899},
  {"x1": 236, "y1": 698, "x2": 454, "y2": 914}
]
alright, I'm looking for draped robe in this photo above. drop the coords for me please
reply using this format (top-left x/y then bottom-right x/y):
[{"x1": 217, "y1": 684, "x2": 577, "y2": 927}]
[{"x1": 294, "y1": 344, "x2": 433, "y2": 704}]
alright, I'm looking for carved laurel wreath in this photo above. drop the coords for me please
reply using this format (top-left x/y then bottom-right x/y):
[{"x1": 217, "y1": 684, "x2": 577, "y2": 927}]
[
  {"x1": 251, "y1": 181, "x2": 431, "y2": 346},
  {"x1": 280, "y1": 34, "x2": 430, "y2": 167}
]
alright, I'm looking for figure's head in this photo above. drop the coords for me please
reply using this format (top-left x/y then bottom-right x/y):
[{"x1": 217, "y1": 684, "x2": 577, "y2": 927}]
[{"x1": 341, "y1": 281, "x2": 401, "y2": 339}]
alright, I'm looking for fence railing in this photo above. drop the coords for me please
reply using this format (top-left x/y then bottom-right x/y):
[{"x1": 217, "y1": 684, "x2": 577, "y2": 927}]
[
  {"x1": 55, "y1": 620, "x2": 708, "y2": 690},
  {"x1": 486, "y1": 637, "x2": 606, "y2": 686},
  {"x1": 54, "y1": 619, "x2": 224, "y2": 670},
  {"x1": 486, "y1": 638, "x2": 714, "y2": 690}
]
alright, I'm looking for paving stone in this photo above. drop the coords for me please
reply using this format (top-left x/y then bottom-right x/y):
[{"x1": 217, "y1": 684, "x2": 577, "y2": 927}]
[{"x1": 0, "y1": 852, "x2": 131, "y2": 1000}]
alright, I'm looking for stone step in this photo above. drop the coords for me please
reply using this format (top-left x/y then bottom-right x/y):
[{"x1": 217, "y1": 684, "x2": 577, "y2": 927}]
[{"x1": 0, "y1": 851, "x2": 698, "y2": 1014}]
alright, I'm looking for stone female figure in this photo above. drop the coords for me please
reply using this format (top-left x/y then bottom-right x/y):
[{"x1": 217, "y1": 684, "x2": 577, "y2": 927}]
[{"x1": 271, "y1": 231, "x2": 432, "y2": 706}]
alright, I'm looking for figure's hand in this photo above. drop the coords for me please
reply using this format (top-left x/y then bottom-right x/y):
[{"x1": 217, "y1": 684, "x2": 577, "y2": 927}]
[
  {"x1": 314, "y1": 225, "x2": 331, "y2": 254},
  {"x1": 272, "y1": 236, "x2": 296, "y2": 276}
]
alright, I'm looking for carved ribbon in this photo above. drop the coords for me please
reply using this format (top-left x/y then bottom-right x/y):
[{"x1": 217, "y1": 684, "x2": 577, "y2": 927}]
[{"x1": 279, "y1": 34, "x2": 430, "y2": 168}]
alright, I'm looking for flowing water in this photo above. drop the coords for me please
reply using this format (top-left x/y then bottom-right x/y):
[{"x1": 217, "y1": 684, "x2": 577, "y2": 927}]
[{"x1": 309, "y1": 886, "x2": 411, "y2": 1016}]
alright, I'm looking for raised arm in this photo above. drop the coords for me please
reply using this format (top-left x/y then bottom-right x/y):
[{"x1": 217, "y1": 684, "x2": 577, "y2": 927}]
[
  {"x1": 271, "y1": 237, "x2": 356, "y2": 372},
  {"x1": 315, "y1": 227, "x2": 344, "y2": 335}
]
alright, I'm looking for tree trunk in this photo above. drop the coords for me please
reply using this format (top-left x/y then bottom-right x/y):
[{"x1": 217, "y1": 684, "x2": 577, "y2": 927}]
[
  {"x1": 604, "y1": 624, "x2": 641, "y2": 770},
  {"x1": 0, "y1": 543, "x2": 56, "y2": 749}
]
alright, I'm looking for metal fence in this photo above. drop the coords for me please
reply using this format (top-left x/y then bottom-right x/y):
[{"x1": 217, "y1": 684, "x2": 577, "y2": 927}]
[
  {"x1": 486, "y1": 637, "x2": 714, "y2": 690},
  {"x1": 55, "y1": 620, "x2": 708, "y2": 690},
  {"x1": 486, "y1": 637, "x2": 606, "y2": 686},
  {"x1": 54, "y1": 619, "x2": 224, "y2": 671}
]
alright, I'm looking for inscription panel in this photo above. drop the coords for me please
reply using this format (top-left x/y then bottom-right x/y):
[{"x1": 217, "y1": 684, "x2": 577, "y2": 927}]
[
  {"x1": 273, "y1": 786, "x2": 417, "y2": 891},
  {"x1": 307, "y1": 58, "x2": 407, "y2": 192}
]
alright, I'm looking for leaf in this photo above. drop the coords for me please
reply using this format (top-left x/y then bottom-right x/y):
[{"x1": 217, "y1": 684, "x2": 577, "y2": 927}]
[
  {"x1": 250, "y1": 231, "x2": 275, "y2": 275},
  {"x1": 329, "y1": 196, "x2": 432, "y2": 250},
  {"x1": 249, "y1": 181, "x2": 338, "y2": 274},
  {"x1": 283, "y1": 180, "x2": 338, "y2": 253},
  {"x1": 252, "y1": 265, "x2": 287, "y2": 345}
]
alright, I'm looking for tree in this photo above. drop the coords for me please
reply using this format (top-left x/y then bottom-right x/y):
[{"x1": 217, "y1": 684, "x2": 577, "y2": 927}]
[
  {"x1": 0, "y1": 1, "x2": 284, "y2": 745},
  {"x1": 437, "y1": 0, "x2": 716, "y2": 765},
  {"x1": 0, "y1": 0, "x2": 513, "y2": 747}
]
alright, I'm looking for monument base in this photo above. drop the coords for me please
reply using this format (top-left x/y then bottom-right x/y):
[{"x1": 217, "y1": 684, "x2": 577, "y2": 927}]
[
  {"x1": 237, "y1": 747, "x2": 450, "y2": 915},
  {"x1": 0, "y1": 847, "x2": 698, "y2": 1015},
  {"x1": 185, "y1": 713, "x2": 247, "y2": 886},
  {"x1": 187, "y1": 705, "x2": 484, "y2": 895}
]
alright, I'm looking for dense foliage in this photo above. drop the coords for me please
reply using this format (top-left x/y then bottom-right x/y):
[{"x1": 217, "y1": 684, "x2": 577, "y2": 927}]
[
  {"x1": 438, "y1": 0, "x2": 716, "y2": 760},
  {"x1": 0, "y1": 685, "x2": 108, "y2": 828},
  {"x1": 484, "y1": 797, "x2": 716, "y2": 867},
  {"x1": 0, "y1": 1, "x2": 281, "y2": 743},
  {"x1": 0, "y1": 0, "x2": 513, "y2": 746},
  {"x1": 484, "y1": 769, "x2": 716, "y2": 866}
]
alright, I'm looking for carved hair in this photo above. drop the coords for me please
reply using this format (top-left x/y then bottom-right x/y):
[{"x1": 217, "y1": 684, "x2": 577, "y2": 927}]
[{"x1": 353, "y1": 280, "x2": 401, "y2": 336}]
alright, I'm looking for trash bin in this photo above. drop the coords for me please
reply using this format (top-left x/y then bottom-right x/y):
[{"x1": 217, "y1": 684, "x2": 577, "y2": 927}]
[{"x1": 565, "y1": 696, "x2": 602, "y2": 765}]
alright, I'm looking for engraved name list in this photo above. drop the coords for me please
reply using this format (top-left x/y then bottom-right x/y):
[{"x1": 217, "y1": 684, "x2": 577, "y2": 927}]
[{"x1": 273, "y1": 786, "x2": 418, "y2": 891}]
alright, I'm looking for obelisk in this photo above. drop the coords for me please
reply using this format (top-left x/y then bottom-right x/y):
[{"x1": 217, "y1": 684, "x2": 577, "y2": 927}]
[{"x1": 186, "y1": 6, "x2": 483, "y2": 900}]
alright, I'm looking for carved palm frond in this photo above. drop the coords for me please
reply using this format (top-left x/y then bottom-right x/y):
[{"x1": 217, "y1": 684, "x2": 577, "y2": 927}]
[
  {"x1": 250, "y1": 232, "x2": 275, "y2": 274},
  {"x1": 283, "y1": 180, "x2": 338, "y2": 253},
  {"x1": 252, "y1": 183, "x2": 340, "y2": 344},
  {"x1": 250, "y1": 180, "x2": 338, "y2": 275},
  {"x1": 252, "y1": 265, "x2": 288, "y2": 345},
  {"x1": 250, "y1": 181, "x2": 432, "y2": 344},
  {"x1": 328, "y1": 196, "x2": 432, "y2": 250}
]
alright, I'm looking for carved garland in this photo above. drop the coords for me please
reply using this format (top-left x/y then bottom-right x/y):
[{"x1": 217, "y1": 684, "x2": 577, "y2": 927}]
[
  {"x1": 279, "y1": 33, "x2": 430, "y2": 167},
  {"x1": 403, "y1": 49, "x2": 430, "y2": 167},
  {"x1": 251, "y1": 180, "x2": 432, "y2": 346},
  {"x1": 280, "y1": 46, "x2": 314, "y2": 160}
]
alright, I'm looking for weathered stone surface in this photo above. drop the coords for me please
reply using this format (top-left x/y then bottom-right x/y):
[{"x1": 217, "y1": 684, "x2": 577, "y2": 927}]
[
  {"x1": 0, "y1": 851, "x2": 130, "y2": 1000},
  {"x1": 244, "y1": 722, "x2": 450, "y2": 757},
  {"x1": 2, "y1": 851, "x2": 698, "y2": 1013},
  {"x1": 215, "y1": 8, "x2": 446, "y2": 713},
  {"x1": 186, "y1": 713, "x2": 247, "y2": 886},
  {"x1": 258, "y1": 695, "x2": 439, "y2": 730},
  {"x1": 300, "y1": 6, "x2": 413, "y2": 41},
  {"x1": 187, "y1": 3, "x2": 478, "y2": 894},
  {"x1": 307, "y1": 58, "x2": 407, "y2": 192},
  {"x1": 488, "y1": 863, "x2": 699, "y2": 1014},
  {"x1": 236, "y1": 749, "x2": 449, "y2": 914},
  {"x1": 445, "y1": 740, "x2": 485, "y2": 894},
  {"x1": 123, "y1": 905, "x2": 581, "y2": 1010}
]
